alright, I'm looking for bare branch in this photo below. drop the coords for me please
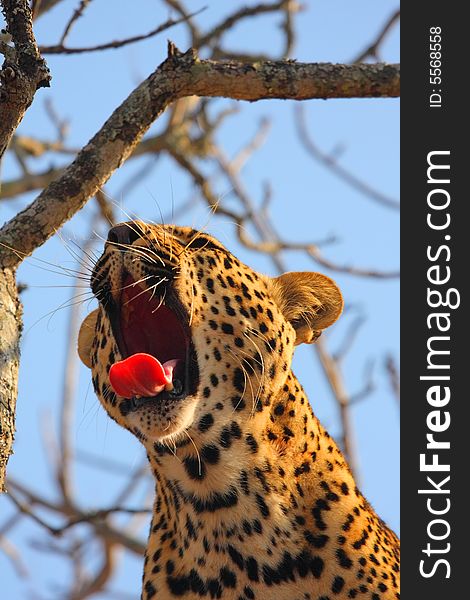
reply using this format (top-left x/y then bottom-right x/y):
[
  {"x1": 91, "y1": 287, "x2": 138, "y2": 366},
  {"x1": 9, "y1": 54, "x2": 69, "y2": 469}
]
[
  {"x1": 385, "y1": 354, "x2": 400, "y2": 406},
  {"x1": 165, "y1": 120, "x2": 398, "y2": 279},
  {"x1": 295, "y1": 106, "x2": 400, "y2": 210},
  {"x1": 306, "y1": 245, "x2": 399, "y2": 278},
  {"x1": 6, "y1": 487, "x2": 62, "y2": 535},
  {"x1": 71, "y1": 537, "x2": 115, "y2": 600},
  {"x1": 39, "y1": 10, "x2": 204, "y2": 55},
  {"x1": 280, "y1": 0, "x2": 300, "y2": 57},
  {"x1": 0, "y1": 46, "x2": 400, "y2": 268},
  {"x1": 75, "y1": 449, "x2": 141, "y2": 476},
  {"x1": 333, "y1": 314, "x2": 366, "y2": 363},
  {"x1": 47, "y1": 507, "x2": 152, "y2": 536},
  {"x1": 0, "y1": 535, "x2": 29, "y2": 577},
  {"x1": 349, "y1": 360, "x2": 376, "y2": 405},
  {"x1": 315, "y1": 338, "x2": 358, "y2": 474},
  {"x1": 352, "y1": 9, "x2": 400, "y2": 63},
  {"x1": 163, "y1": 0, "x2": 200, "y2": 45},
  {"x1": 59, "y1": 0, "x2": 91, "y2": 46},
  {"x1": 198, "y1": 1, "x2": 294, "y2": 47},
  {"x1": 10, "y1": 133, "x2": 68, "y2": 156},
  {"x1": 0, "y1": 165, "x2": 64, "y2": 200},
  {"x1": 231, "y1": 117, "x2": 271, "y2": 172},
  {"x1": 44, "y1": 97, "x2": 69, "y2": 141},
  {"x1": 7, "y1": 478, "x2": 146, "y2": 554}
]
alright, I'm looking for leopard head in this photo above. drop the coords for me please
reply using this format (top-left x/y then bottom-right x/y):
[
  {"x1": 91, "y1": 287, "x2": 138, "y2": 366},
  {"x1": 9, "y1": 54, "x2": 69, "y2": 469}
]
[{"x1": 78, "y1": 221, "x2": 343, "y2": 449}]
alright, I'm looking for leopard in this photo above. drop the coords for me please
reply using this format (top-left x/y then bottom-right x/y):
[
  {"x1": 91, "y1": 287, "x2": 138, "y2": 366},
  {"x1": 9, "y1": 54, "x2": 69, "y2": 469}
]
[{"x1": 78, "y1": 220, "x2": 400, "y2": 600}]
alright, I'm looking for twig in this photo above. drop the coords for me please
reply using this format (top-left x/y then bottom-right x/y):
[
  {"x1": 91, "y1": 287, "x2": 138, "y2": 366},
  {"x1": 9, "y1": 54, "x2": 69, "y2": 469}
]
[
  {"x1": 0, "y1": 166, "x2": 65, "y2": 200},
  {"x1": 280, "y1": 0, "x2": 301, "y2": 57},
  {"x1": 75, "y1": 449, "x2": 139, "y2": 475},
  {"x1": 306, "y1": 245, "x2": 399, "y2": 278},
  {"x1": 113, "y1": 461, "x2": 150, "y2": 507},
  {"x1": 198, "y1": 1, "x2": 293, "y2": 47},
  {"x1": 164, "y1": 0, "x2": 200, "y2": 44},
  {"x1": 6, "y1": 487, "x2": 62, "y2": 535},
  {"x1": 169, "y1": 137, "x2": 397, "y2": 279},
  {"x1": 39, "y1": 10, "x2": 205, "y2": 54},
  {"x1": 333, "y1": 314, "x2": 366, "y2": 362},
  {"x1": 50, "y1": 507, "x2": 152, "y2": 535},
  {"x1": 8, "y1": 486, "x2": 152, "y2": 537},
  {"x1": 385, "y1": 354, "x2": 400, "y2": 406},
  {"x1": 10, "y1": 134, "x2": 69, "y2": 157},
  {"x1": 231, "y1": 117, "x2": 271, "y2": 172},
  {"x1": 295, "y1": 105, "x2": 400, "y2": 210},
  {"x1": 71, "y1": 537, "x2": 115, "y2": 600},
  {"x1": 349, "y1": 360, "x2": 375, "y2": 405},
  {"x1": 315, "y1": 337, "x2": 357, "y2": 474},
  {"x1": 7, "y1": 478, "x2": 147, "y2": 556},
  {"x1": 0, "y1": 536, "x2": 29, "y2": 577},
  {"x1": 59, "y1": 0, "x2": 91, "y2": 46},
  {"x1": 44, "y1": 97, "x2": 69, "y2": 142},
  {"x1": 352, "y1": 9, "x2": 400, "y2": 63}
]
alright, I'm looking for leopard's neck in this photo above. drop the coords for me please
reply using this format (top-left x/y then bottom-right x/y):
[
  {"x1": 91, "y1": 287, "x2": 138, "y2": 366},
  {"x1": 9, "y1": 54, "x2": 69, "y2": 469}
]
[{"x1": 141, "y1": 374, "x2": 398, "y2": 599}]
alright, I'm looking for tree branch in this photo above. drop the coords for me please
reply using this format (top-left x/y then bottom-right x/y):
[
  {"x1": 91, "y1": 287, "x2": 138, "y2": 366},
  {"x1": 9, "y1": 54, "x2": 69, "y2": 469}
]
[
  {"x1": 295, "y1": 106, "x2": 400, "y2": 210},
  {"x1": 315, "y1": 337, "x2": 358, "y2": 474},
  {"x1": 197, "y1": 1, "x2": 292, "y2": 47},
  {"x1": 39, "y1": 10, "x2": 204, "y2": 54},
  {"x1": 58, "y1": 0, "x2": 91, "y2": 46},
  {"x1": 0, "y1": 0, "x2": 50, "y2": 160},
  {"x1": 0, "y1": 45, "x2": 400, "y2": 268},
  {"x1": 352, "y1": 9, "x2": 400, "y2": 63}
]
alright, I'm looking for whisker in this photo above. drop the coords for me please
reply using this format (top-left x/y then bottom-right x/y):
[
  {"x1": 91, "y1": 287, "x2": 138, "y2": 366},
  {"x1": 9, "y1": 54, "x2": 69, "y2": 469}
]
[
  {"x1": 24, "y1": 292, "x2": 97, "y2": 336},
  {"x1": 242, "y1": 332, "x2": 267, "y2": 417},
  {"x1": 28, "y1": 284, "x2": 91, "y2": 289},
  {"x1": 229, "y1": 344, "x2": 264, "y2": 417},
  {"x1": 188, "y1": 279, "x2": 195, "y2": 327},
  {"x1": 120, "y1": 277, "x2": 168, "y2": 308},
  {"x1": 68, "y1": 239, "x2": 100, "y2": 270},
  {"x1": 183, "y1": 430, "x2": 202, "y2": 477},
  {"x1": 93, "y1": 229, "x2": 168, "y2": 268},
  {"x1": 151, "y1": 288, "x2": 167, "y2": 314},
  {"x1": 22, "y1": 257, "x2": 91, "y2": 281},
  {"x1": 225, "y1": 346, "x2": 252, "y2": 415},
  {"x1": 55, "y1": 230, "x2": 97, "y2": 274}
]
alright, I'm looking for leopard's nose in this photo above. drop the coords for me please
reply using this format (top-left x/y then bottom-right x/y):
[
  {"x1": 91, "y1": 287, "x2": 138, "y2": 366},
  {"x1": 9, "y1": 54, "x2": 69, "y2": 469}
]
[{"x1": 107, "y1": 224, "x2": 140, "y2": 247}]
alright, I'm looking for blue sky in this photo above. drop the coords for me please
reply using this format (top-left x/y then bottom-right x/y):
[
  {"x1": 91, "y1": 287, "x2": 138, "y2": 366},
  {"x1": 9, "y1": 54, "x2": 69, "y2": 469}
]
[{"x1": 1, "y1": 2, "x2": 399, "y2": 597}]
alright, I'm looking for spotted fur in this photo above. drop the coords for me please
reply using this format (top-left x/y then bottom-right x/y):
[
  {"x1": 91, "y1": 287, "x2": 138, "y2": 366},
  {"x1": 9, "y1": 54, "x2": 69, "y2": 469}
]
[{"x1": 78, "y1": 221, "x2": 400, "y2": 600}]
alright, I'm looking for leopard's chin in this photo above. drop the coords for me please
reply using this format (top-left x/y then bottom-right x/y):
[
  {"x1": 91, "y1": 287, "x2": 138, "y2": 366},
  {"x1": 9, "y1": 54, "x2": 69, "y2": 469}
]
[{"x1": 122, "y1": 394, "x2": 199, "y2": 446}]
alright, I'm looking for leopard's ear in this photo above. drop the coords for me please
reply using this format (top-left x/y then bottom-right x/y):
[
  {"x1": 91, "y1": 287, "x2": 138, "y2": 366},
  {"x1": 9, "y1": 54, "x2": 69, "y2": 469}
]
[
  {"x1": 78, "y1": 309, "x2": 99, "y2": 369},
  {"x1": 268, "y1": 272, "x2": 343, "y2": 345}
]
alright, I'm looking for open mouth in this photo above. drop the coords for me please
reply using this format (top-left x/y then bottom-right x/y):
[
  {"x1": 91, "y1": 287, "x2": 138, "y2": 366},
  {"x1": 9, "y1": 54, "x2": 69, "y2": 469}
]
[{"x1": 107, "y1": 274, "x2": 198, "y2": 415}]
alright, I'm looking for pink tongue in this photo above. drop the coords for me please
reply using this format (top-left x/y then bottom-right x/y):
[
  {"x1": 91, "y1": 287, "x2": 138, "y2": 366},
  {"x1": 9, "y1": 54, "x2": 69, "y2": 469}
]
[{"x1": 109, "y1": 353, "x2": 178, "y2": 399}]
